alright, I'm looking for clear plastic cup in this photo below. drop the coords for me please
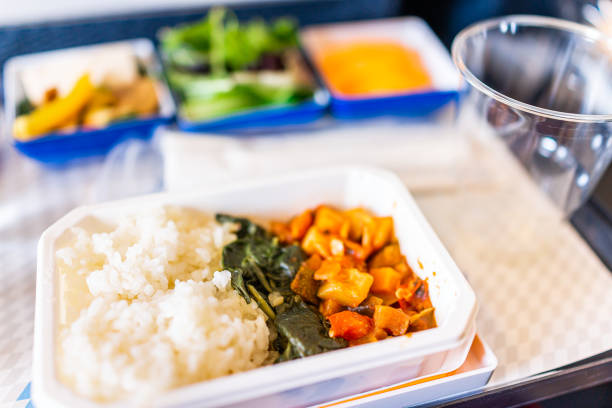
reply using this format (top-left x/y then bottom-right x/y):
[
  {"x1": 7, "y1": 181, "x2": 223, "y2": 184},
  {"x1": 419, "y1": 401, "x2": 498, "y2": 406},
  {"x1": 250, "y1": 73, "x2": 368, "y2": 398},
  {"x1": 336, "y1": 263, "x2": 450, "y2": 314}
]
[{"x1": 452, "y1": 15, "x2": 612, "y2": 215}]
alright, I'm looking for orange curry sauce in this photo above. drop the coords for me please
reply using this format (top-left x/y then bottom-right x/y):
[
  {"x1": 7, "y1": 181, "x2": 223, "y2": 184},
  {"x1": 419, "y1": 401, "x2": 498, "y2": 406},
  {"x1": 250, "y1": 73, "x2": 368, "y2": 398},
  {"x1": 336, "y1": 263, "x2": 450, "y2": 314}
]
[{"x1": 271, "y1": 205, "x2": 437, "y2": 346}]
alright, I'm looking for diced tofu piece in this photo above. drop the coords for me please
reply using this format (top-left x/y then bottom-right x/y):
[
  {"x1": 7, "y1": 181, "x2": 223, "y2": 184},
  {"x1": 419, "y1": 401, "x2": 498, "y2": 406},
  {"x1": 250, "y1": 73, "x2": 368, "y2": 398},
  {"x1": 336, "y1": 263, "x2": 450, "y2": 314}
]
[
  {"x1": 370, "y1": 267, "x2": 402, "y2": 295},
  {"x1": 319, "y1": 298, "x2": 344, "y2": 317},
  {"x1": 361, "y1": 216, "x2": 394, "y2": 253},
  {"x1": 373, "y1": 217, "x2": 394, "y2": 250},
  {"x1": 344, "y1": 208, "x2": 374, "y2": 241},
  {"x1": 328, "y1": 310, "x2": 374, "y2": 340},
  {"x1": 301, "y1": 227, "x2": 332, "y2": 258},
  {"x1": 314, "y1": 206, "x2": 347, "y2": 234},
  {"x1": 317, "y1": 268, "x2": 373, "y2": 307},
  {"x1": 314, "y1": 255, "x2": 367, "y2": 281},
  {"x1": 369, "y1": 244, "x2": 402, "y2": 268},
  {"x1": 313, "y1": 259, "x2": 341, "y2": 281},
  {"x1": 289, "y1": 209, "x2": 313, "y2": 240},
  {"x1": 373, "y1": 305, "x2": 410, "y2": 336}
]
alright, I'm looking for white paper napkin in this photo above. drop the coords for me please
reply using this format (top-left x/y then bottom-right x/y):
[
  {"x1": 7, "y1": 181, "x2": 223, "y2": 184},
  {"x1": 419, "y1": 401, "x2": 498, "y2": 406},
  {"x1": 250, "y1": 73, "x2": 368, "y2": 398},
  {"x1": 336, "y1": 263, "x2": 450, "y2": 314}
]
[{"x1": 161, "y1": 118, "x2": 500, "y2": 194}]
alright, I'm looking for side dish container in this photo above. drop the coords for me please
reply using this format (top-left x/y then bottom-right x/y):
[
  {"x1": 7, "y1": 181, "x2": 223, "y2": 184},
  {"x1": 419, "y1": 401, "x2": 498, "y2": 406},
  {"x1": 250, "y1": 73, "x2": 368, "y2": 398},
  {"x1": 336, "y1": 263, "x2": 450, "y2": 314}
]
[
  {"x1": 34, "y1": 167, "x2": 477, "y2": 407},
  {"x1": 300, "y1": 18, "x2": 462, "y2": 119},
  {"x1": 175, "y1": 91, "x2": 329, "y2": 133},
  {"x1": 3, "y1": 39, "x2": 176, "y2": 164}
]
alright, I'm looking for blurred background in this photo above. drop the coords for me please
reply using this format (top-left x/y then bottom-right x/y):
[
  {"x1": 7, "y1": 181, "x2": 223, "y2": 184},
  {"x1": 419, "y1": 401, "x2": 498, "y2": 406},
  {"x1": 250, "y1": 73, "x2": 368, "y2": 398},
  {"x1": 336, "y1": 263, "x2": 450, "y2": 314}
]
[
  {"x1": 0, "y1": 0, "x2": 610, "y2": 217},
  {"x1": 0, "y1": 0, "x2": 599, "y2": 60}
]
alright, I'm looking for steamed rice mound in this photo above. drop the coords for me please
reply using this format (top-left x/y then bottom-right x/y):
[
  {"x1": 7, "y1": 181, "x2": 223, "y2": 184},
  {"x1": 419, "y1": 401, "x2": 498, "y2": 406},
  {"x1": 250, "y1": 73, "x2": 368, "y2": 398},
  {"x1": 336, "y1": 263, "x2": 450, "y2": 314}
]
[{"x1": 55, "y1": 207, "x2": 270, "y2": 402}]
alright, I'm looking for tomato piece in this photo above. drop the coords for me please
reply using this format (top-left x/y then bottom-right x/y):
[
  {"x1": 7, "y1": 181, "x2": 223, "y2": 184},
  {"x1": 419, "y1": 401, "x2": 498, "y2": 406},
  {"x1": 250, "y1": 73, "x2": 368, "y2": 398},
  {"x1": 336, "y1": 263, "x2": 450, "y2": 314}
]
[{"x1": 327, "y1": 310, "x2": 374, "y2": 341}]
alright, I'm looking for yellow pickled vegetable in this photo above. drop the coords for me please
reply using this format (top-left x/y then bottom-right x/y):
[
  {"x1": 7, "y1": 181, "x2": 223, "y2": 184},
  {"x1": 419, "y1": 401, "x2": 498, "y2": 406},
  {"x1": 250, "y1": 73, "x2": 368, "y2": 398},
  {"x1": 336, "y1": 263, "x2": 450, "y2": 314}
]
[{"x1": 13, "y1": 74, "x2": 95, "y2": 141}]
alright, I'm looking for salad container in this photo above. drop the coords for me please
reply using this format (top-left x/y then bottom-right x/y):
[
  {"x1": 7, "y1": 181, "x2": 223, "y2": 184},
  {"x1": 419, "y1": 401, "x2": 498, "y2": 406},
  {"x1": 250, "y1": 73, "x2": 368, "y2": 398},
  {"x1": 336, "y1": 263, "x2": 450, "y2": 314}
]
[
  {"x1": 175, "y1": 90, "x2": 329, "y2": 133},
  {"x1": 3, "y1": 39, "x2": 175, "y2": 164},
  {"x1": 301, "y1": 17, "x2": 462, "y2": 119},
  {"x1": 34, "y1": 167, "x2": 477, "y2": 407},
  {"x1": 158, "y1": 11, "x2": 328, "y2": 133}
]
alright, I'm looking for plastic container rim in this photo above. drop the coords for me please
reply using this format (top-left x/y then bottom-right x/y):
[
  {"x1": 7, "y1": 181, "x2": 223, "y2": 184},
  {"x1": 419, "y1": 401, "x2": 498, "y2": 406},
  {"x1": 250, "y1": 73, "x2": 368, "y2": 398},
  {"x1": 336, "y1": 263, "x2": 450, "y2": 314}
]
[{"x1": 451, "y1": 14, "x2": 612, "y2": 123}]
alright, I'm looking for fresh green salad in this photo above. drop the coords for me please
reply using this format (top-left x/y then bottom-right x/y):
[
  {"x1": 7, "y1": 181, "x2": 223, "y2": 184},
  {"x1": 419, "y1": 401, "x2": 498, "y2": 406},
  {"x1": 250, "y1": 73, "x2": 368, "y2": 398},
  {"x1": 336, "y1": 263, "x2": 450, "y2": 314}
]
[{"x1": 159, "y1": 9, "x2": 315, "y2": 121}]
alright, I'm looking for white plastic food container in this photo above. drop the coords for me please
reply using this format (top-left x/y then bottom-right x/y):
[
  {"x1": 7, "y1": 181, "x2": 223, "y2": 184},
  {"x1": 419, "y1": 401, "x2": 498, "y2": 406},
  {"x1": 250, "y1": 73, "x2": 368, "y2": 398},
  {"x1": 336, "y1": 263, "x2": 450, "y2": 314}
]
[{"x1": 34, "y1": 167, "x2": 477, "y2": 407}]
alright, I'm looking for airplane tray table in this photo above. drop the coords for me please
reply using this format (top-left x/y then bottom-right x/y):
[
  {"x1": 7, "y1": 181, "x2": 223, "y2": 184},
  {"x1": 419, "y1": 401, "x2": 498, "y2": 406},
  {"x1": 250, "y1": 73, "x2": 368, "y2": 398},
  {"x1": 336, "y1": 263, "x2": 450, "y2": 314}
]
[
  {"x1": 2, "y1": 3, "x2": 612, "y2": 406},
  {"x1": 0, "y1": 118, "x2": 612, "y2": 407}
]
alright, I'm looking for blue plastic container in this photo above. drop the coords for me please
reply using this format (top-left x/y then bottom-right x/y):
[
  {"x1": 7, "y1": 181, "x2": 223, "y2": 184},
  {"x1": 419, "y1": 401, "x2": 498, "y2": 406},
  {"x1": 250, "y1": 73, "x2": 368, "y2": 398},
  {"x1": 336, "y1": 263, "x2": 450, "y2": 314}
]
[
  {"x1": 13, "y1": 116, "x2": 170, "y2": 165},
  {"x1": 329, "y1": 90, "x2": 459, "y2": 120},
  {"x1": 176, "y1": 91, "x2": 329, "y2": 133},
  {"x1": 300, "y1": 17, "x2": 462, "y2": 119},
  {"x1": 3, "y1": 39, "x2": 176, "y2": 164}
]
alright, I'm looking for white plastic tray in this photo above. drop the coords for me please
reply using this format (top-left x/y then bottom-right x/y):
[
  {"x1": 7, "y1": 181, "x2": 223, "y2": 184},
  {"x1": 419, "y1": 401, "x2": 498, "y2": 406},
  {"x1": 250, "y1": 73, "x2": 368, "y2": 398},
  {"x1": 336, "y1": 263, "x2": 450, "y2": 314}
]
[{"x1": 34, "y1": 167, "x2": 477, "y2": 407}]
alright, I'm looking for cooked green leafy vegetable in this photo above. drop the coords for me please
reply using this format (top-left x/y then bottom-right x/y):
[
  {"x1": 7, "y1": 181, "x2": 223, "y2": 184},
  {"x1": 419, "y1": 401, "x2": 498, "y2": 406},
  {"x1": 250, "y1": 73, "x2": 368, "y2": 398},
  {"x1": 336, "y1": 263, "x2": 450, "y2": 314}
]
[
  {"x1": 275, "y1": 297, "x2": 346, "y2": 358},
  {"x1": 216, "y1": 213, "x2": 346, "y2": 362},
  {"x1": 159, "y1": 8, "x2": 314, "y2": 121}
]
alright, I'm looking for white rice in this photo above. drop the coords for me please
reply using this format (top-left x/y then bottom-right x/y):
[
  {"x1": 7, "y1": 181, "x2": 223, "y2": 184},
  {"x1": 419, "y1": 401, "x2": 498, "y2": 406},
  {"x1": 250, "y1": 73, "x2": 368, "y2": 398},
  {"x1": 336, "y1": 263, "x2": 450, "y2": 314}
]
[{"x1": 55, "y1": 207, "x2": 270, "y2": 402}]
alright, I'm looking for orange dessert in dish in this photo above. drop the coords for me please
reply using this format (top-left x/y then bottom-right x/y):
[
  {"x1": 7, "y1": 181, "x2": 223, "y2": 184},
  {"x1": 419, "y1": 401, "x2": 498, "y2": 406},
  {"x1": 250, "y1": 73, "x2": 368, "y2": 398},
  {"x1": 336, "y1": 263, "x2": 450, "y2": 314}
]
[{"x1": 317, "y1": 41, "x2": 432, "y2": 96}]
